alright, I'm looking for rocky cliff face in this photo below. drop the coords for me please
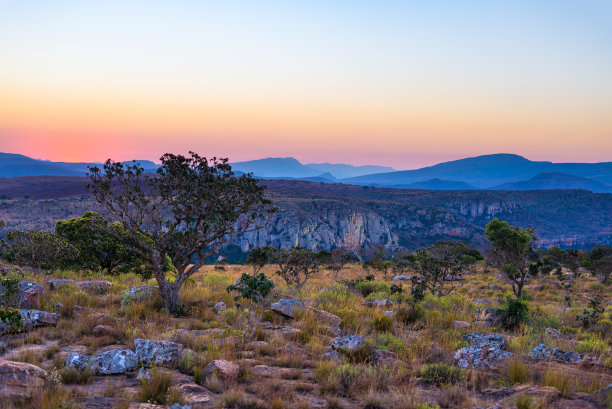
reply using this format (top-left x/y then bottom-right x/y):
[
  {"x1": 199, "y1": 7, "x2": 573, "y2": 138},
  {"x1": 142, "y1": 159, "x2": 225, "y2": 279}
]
[{"x1": 234, "y1": 199, "x2": 484, "y2": 252}]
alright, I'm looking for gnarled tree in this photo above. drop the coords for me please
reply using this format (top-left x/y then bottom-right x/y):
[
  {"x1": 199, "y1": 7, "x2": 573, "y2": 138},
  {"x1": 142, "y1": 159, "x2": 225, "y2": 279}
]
[
  {"x1": 409, "y1": 241, "x2": 482, "y2": 296},
  {"x1": 485, "y1": 218, "x2": 537, "y2": 298},
  {"x1": 87, "y1": 152, "x2": 275, "y2": 314}
]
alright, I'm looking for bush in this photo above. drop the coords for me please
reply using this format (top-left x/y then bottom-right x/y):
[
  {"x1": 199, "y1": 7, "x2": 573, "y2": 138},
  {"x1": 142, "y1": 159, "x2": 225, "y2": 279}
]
[
  {"x1": 396, "y1": 305, "x2": 425, "y2": 325},
  {"x1": 419, "y1": 362, "x2": 463, "y2": 385},
  {"x1": 371, "y1": 315, "x2": 393, "y2": 332},
  {"x1": 354, "y1": 281, "x2": 390, "y2": 297},
  {"x1": 502, "y1": 295, "x2": 529, "y2": 329},
  {"x1": 59, "y1": 367, "x2": 93, "y2": 384}
]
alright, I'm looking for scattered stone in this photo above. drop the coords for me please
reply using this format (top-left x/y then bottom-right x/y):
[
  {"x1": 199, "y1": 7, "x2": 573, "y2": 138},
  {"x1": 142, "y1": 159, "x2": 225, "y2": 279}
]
[
  {"x1": 203, "y1": 360, "x2": 238, "y2": 379},
  {"x1": 76, "y1": 280, "x2": 112, "y2": 293},
  {"x1": 20, "y1": 309, "x2": 60, "y2": 328},
  {"x1": 248, "y1": 341, "x2": 269, "y2": 349},
  {"x1": 323, "y1": 348, "x2": 342, "y2": 360},
  {"x1": 18, "y1": 280, "x2": 43, "y2": 293},
  {"x1": 453, "y1": 320, "x2": 470, "y2": 330},
  {"x1": 455, "y1": 332, "x2": 512, "y2": 369},
  {"x1": 170, "y1": 404, "x2": 192, "y2": 409},
  {"x1": 73, "y1": 305, "x2": 92, "y2": 313},
  {"x1": 307, "y1": 306, "x2": 342, "y2": 327},
  {"x1": 212, "y1": 301, "x2": 226, "y2": 312},
  {"x1": 545, "y1": 328, "x2": 561, "y2": 338},
  {"x1": 330, "y1": 335, "x2": 366, "y2": 353},
  {"x1": 393, "y1": 275, "x2": 411, "y2": 281},
  {"x1": 364, "y1": 298, "x2": 393, "y2": 307},
  {"x1": 66, "y1": 350, "x2": 139, "y2": 375},
  {"x1": 177, "y1": 382, "x2": 211, "y2": 404},
  {"x1": 18, "y1": 287, "x2": 42, "y2": 309},
  {"x1": 529, "y1": 344, "x2": 584, "y2": 364},
  {"x1": 171, "y1": 328, "x2": 225, "y2": 338},
  {"x1": 134, "y1": 338, "x2": 181, "y2": 367},
  {"x1": 88, "y1": 349, "x2": 139, "y2": 375},
  {"x1": 251, "y1": 365, "x2": 300, "y2": 378},
  {"x1": 65, "y1": 354, "x2": 91, "y2": 371},
  {"x1": 92, "y1": 325, "x2": 114, "y2": 335},
  {"x1": 271, "y1": 298, "x2": 305, "y2": 318},
  {"x1": 383, "y1": 310, "x2": 396, "y2": 317},
  {"x1": 53, "y1": 302, "x2": 63, "y2": 313},
  {"x1": 260, "y1": 322, "x2": 301, "y2": 335},
  {"x1": 0, "y1": 359, "x2": 47, "y2": 401},
  {"x1": 48, "y1": 279, "x2": 75, "y2": 290},
  {"x1": 374, "y1": 349, "x2": 397, "y2": 366},
  {"x1": 526, "y1": 284, "x2": 544, "y2": 291},
  {"x1": 476, "y1": 308, "x2": 503, "y2": 323},
  {"x1": 79, "y1": 397, "x2": 128, "y2": 409},
  {"x1": 121, "y1": 285, "x2": 158, "y2": 306}
]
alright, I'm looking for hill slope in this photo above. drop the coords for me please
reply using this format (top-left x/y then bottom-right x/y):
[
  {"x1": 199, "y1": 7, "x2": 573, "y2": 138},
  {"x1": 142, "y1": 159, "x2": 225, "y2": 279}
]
[{"x1": 494, "y1": 172, "x2": 612, "y2": 193}]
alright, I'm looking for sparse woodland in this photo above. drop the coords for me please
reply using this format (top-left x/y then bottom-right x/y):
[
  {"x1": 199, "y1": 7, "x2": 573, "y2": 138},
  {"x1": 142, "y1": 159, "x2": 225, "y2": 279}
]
[{"x1": 0, "y1": 156, "x2": 610, "y2": 409}]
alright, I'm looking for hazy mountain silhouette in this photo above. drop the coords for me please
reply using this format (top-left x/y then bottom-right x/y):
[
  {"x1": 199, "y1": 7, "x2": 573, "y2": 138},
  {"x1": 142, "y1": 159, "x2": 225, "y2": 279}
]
[
  {"x1": 494, "y1": 172, "x2": 612, "y2": 193},
  {"x1": 342, "y1": 154, "x2": 612, "y2": 188}
]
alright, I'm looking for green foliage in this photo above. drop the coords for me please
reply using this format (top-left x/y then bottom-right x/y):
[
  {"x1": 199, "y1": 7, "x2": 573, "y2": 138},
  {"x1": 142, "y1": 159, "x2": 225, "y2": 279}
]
[
  {"x1": 408, "y1": 241, "x2": 481, "y2": 297},
  {"x1": 419, "y1": 362, "x2": 463, "y2": 385},
  {"x1": 485, "y1": 218, "x2": 536, "y2": 298},
  {"x1": 371, "y1": 315, "x2": 393, "y2": 332},
  {"x1": 396, "y1": 304, "x2": 425, "y2": 325},
  {"x1": 501, "y1": 294, "x2": 529, "y2": 329},
  {"x1": 354, "y1": 281, "x2": 390, "y2": 297},
  {"x1": 137, "y1": 367, "x2": 174, "y2": 404},
  {"x1": 1, "y1": 228, "x2": 77, "y2": 272},
  {"x1": 56, "y1": 211, "x2": 161, "y2": 275},
  {"x1": 582, "y1": 244, "x2": 612, "y2": 283},
  {"x1": 576, "y1": 333, "x2": 607, "y2": 355},
  {"x1": 87, "y1": 152, "x2": 275, "y2": 314},
  {"x1": 245, "y1": 246, "x2": 275, "y2": 275},
  {"x1": 0, "y1": 269, "x2": 21, "y2": 307},
  {"x1": 227, "y1": 273, "x2": 274, "y2": 304},
  {"x1": 0, "y1": 305, "x2": 23, "y2": 331},
  {"x1": 270, "y1": 247, "x2": 329, "y2": 288},
  {"x1": 576, "y1": 296, "x2": 604, "y2": 328}
]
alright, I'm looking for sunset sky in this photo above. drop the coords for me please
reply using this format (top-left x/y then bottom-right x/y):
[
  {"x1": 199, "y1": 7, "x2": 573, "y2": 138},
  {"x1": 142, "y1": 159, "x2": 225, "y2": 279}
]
[{"x1": 0, "y1": 1, "x2": 610, "y2": 169}]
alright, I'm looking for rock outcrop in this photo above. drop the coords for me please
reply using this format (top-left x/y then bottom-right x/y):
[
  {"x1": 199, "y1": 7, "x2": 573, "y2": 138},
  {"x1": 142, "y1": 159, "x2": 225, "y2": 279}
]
[
  {"x1": 455, "y1": 332, "x2": 512, "y2": 369},
  {"x1": 0, "y1": 359, "x2": 47, "y2": 401},
  {"x1": 529, "y1": 344, "x2": 584, "y2": 364}
]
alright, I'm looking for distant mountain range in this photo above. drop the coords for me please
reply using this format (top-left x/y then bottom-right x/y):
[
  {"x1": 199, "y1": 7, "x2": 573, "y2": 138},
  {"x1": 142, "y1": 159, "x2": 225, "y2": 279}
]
[{"x1": 1, "y1": 152, "x2": 612, "y2": 193}]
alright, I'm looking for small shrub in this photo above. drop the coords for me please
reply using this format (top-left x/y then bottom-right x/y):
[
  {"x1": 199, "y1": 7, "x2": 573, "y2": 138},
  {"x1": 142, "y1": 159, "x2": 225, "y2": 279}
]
[
  {"x1": 419, "y1": 362, "x2": 463, "y2": 386},
  {"x1": 372, "y1": 315, "x2": 393, "y2": 333},
  {"x1": 355, "y1": 281, "x2": 390, "y2": 297},
  {"x1": 396, "y1": 305, "x2": 425, "y2": 325},
  {"x1": 60, "y1": 367, "x2": 93, "y2": 384},
  {"x1": 516, "y1": 395, "x2": 534, "y2": 409},
  {"x1": 576, "y1": 334, "x2": 607, "y2": 355},
  {"x1": 502, "y1": 295, "x2": 529, "y2": 329}
]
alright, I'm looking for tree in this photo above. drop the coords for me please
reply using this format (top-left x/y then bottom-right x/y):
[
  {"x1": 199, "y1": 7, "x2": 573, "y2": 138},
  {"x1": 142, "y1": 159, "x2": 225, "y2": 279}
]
[
  {"x1": 409, "y1": 241, "x2": 482, "y2": 296},
  {"x1": 227, "y1": 272, "x2": 275, "y2": 339},
  {"x1": 1, "y1": 229, "x2": 77, "y2": 272},
  {"x1": 538, "y1": 247, "x2": 586, "y2": 306},
  {"x1": 271, "y1": 247, "x2": 325, "y2": 289},
  {"x1": 582, "y1": 244, "x2": 612, "y2": 284},
  {"x1": 245, "y1": 246, "x2": 275, "y2": 275},
  {"x1": 87, "y1": 152, "x2": 275, "y2": 314},
  {"x1": 391, "y1": 252, "x2": 415, "y2": 276},
  {"x1": 485, "y1": 219, "x2": 537, "y2": 298},
  {"x1": 330, "y1": 248, "x2": 359, "y2": 281},
  {"x1": 56, "y1": 211, "x2": 150, "y2": 274}
]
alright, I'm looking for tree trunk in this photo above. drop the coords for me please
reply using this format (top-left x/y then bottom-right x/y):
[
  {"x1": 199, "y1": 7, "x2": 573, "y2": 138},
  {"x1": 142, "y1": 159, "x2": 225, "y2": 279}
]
[{"x1": 158, "y1": 281, "x2": 181, "y2": 315}]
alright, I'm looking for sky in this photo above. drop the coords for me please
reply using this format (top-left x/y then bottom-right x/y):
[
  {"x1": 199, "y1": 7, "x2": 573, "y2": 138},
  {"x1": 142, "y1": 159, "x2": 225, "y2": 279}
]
[{"x1": 0, "y1": 1, "x2": 611, "y2": 169}]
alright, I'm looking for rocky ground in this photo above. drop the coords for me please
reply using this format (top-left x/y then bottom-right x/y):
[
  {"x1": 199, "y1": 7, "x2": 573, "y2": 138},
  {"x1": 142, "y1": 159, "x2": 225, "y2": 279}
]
[{"x1": 0, "y1": 263, "x2": 610, "y2": 409}]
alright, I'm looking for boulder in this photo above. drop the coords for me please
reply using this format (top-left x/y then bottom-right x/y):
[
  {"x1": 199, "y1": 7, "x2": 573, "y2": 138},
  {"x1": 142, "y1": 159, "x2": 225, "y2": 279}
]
[
  {"x1": 330, "y1": 335, "x2": 366, "y2": 353},
  {"x1": 121, "y1": 285, "x2": 158, "y2": 306},
  {"x1": 393, "y1": 275, "x2": 411, "y2": 281},
  {"x1": 455, "y1": 332, "x2": 512, "y2": 369},
  {"x1": 177, "y1": 382, "x2": 211, "y2": 404},
  {"x1": 260, "y1": 322, "x2": 301, "y2": 336},
  {"x1": 529, "y1": 344, "x2": 584, "y2": 364},
  {"x1": 65, "y1": 354, "x2": 91, "y2": 371},
  {"x1": 453, "y1": 320, "x2": 470, "y2": 330},
  {"x1": 476, "y1": 308, "x2": 503, "y2": 323},
  {"x1": 66, "y1": 350, "x2": 139, "y2": 375},
  {"x1": 77, "y1": 280, "x2": 112, "y2": 293},
  {"x1": 0, "y1": 359, "x2": 47, "y2": 401},
  {"x1": 18, "y1": 287, "x2": 42, "y2": 309},
  {"x1": 212, "y1": 302, "x2": 226, "y2": 312},
  {"x1": 18, "y1": 280, "x2": 43, "y2": 293},
  {"x1": 307, "y1": 306, "x2": 342, "y2": 327},
  {"x1": 134, "y1": 338, "x2": 181, "y2": 367},
  {"x1": 323, "y1": 348, "x2": 342, "y2": 360},
  {"x1": 364, "y1": 298, "x2": 393, "y2": 308},
  {"x1": 48, "y1": 279, "x2": 75, "y2": 290},
  {"x1": 92, "y1": 325, "x2": 114, "y2": 335},
  {"x1": 383, "y1": 310, "x2": 396, "y2": 317},
  {"x1": 20, "y1": 309, "x2": 60, "y2": 328},
  {"x1": 203, "y1": 360, "x2": 238, "y2": 379},
  {"x1": 271, "y1": 298, "x2": 305, "y2": 318},
  {"x1": 545, "y1": 328, "x2": 562, "y2": 339},
  {"x1": 88, "y1": 349, "x2": 139, "y2": 375}
]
